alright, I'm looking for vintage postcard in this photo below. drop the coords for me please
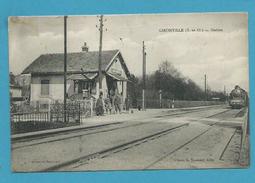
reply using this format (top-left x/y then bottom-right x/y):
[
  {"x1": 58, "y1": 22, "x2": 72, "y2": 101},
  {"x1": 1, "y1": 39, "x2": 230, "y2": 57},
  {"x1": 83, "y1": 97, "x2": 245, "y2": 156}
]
[{"x1": 9, "y1": 13, "x2": 249, "y2": 172}]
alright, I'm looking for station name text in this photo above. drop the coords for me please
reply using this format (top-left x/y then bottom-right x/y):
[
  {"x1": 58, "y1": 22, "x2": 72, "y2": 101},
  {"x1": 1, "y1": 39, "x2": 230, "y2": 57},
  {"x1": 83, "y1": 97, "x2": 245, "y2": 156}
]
[{"x1": 159, "y1": 28, "x2": 223, "y2": 33}]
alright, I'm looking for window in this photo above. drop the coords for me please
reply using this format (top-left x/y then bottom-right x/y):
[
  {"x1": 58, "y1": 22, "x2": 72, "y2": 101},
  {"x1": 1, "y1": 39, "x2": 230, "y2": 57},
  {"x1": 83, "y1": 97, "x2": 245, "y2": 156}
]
[
  {"x1": 40, "y1": 103, "x2": 49, "y2": 110},
  {"x1": 41, "y1": 80, "x2": 50, "y2": 95},
  {"x1": 78, "y1": 81, "x2": 95, "y2": 94}
]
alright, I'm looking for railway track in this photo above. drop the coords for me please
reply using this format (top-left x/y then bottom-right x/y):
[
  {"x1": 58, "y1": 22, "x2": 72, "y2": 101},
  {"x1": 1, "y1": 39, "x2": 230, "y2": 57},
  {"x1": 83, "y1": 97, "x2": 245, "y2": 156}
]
[
  {"x1": 12, "y1": 105, "x2": 226, "y2": 143},
  {"x1": 12, "y1": 106, "x2": 228, "y2": 150},
  {"x1": 154, "y1": 106, "x2": 218, "y2": 118},
  {"x1": 44, "y1": 109, "x2": 237, "y2": 171},
  {"x1": 219, "y1": 129, "x2": 238, "y2": 161},
  {"x1": 144, "y1": 123, "x2": 218, "y2": 169},
  {"x1": 12, "y1": 121, "x2": 123, "y2": 142},
  {"x1": 43, "y1": 123, "x2": 190, "y2": 171},
  {"x1": 205, "y1": 109, "x2": 232, "y2": 118},
  {"x1": 12, "y1": 106, "x2": 245, "y2": 172},
  {"x1": 12, "y1": 122, "x2": 150, "y2": 149},
  {"x1": 146, "y1": 110, "x2": 244, "y2": 169},
  {"x1": 50, "y1": 123, "x2": 221, "y2": 171}
]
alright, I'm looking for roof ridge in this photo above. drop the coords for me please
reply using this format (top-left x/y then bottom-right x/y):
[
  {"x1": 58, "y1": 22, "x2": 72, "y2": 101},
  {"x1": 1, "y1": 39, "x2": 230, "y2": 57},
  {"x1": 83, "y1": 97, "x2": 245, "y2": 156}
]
[
  {"x1": 40, "y1": 49, "x2": 119, "y2": 56},
  {"x1": 22, "y1": 49, "x2": 121, "y2": 74}
]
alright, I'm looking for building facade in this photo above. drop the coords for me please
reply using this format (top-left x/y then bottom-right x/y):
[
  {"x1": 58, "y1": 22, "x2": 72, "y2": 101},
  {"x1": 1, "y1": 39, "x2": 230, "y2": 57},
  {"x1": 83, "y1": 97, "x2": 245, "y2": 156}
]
[
  {"x1": 10, "y1": 84, "x2": 23, "y2": 102},
  {"x1": 22, "y1": 46, "x2": 131, "y2": 106}
]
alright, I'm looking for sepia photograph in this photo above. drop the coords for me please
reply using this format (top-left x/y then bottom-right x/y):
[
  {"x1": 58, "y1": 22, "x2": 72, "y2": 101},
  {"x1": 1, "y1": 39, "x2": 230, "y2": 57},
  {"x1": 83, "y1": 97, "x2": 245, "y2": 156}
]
[{"x1": 9, "y1": 13, "x2": 249, "y2": 172}]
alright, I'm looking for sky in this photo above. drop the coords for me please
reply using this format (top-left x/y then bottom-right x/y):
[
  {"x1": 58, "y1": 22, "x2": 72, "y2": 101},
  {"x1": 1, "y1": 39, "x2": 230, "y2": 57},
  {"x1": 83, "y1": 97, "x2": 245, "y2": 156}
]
[{"x1": 8, "y1": 13, "x2": 249, "y2": 93}]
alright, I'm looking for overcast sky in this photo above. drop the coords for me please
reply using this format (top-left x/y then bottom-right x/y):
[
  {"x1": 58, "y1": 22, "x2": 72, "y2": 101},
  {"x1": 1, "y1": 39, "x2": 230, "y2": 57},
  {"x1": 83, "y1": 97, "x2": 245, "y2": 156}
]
[{"x1": 9, "y1": 13, "x2": 249, "y2": 93}]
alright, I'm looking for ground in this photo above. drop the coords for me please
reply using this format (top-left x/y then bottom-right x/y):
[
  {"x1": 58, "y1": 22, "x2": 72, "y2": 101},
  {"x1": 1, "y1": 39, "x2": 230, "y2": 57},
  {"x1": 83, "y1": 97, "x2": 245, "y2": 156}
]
[{"x1": 11, "y1": 105, "x2": 249, "y2": 172}]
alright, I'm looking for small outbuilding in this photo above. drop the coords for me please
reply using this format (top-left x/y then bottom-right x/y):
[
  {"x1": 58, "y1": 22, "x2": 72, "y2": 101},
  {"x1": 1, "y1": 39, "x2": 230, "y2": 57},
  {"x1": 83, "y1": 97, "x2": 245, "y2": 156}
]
[{"x1": 10, "y1": 84, "x2": 23, "y2": 103}]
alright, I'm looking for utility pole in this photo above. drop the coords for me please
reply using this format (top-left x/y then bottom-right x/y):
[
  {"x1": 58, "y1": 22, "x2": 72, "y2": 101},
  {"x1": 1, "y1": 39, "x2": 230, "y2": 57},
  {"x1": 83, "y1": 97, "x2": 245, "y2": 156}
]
[
  {"x1": 64, "y1": 16, "x2": 67, "y2": 123},
  {"x1": 204, "y1": 74, "x2": 207, "y2": 101},
  {"x1": 224, "y1": 85, "x2": 226, "y2": 102},
  {"x1": 98, "y1": 15, "x2": 104, "y2": 91},
  {"x1": 159, "y1": 71, "x2": 162, "y2": 108},
  {"x1": 142, "y1": 41, "x2": 146, "y2": 110},
  {"x1": 159, "y1": 90, "x2": 162, "y2": 108}
]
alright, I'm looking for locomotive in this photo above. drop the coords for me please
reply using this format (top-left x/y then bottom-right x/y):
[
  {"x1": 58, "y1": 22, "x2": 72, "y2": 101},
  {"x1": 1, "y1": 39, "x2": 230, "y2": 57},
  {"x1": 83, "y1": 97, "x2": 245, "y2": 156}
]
[{"x1": 229, "y1": 85, "x2": 248, "y2": 109}]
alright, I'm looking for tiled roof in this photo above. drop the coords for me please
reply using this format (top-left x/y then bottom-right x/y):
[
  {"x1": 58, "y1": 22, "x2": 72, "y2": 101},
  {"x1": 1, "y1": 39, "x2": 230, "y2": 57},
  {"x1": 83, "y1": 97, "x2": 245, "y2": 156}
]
[{"x1": 22, "y1": 50, "x2": 119, "y2": 74}]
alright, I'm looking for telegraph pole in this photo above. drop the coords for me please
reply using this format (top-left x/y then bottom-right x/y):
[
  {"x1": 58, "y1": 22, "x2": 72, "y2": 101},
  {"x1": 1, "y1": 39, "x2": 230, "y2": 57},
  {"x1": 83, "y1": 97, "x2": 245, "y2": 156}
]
[
  {"x1": 98, "y1": 15, "x2": 104, "y2": 91},
  {"x1": 159, "y1": 90, "x2": 162, "y2": 108},
  {"x1": 64, "y1": 16, "x2": 67, "y2": 123},
  {"x1": 224, "y1": 85, "x2": 226, "y2": 102},
  {"x1": 204, "y1": 74, "x2": 207, "y2": 101},
  {"x1": 142, "y1": 41, "x2": 146, "y2": 110}
]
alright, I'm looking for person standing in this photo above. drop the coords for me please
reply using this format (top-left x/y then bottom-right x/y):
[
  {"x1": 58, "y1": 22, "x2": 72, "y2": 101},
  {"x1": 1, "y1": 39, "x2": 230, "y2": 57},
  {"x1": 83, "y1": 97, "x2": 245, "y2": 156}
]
[
  {"x1": 114, "y1": 92, "x2": 122, "y2": 114},
  {"x1": 109, "y1": 89, "x2": 115, "y2": 113},
  {"x1": 96, "y1": 92, "x2": 104, "y2": 116},
  {"x1": 104, "y1": 94, "x2": 112, "y2": 114},
  {"x1": 125, "y1": 94, "x2": 130, "y2": 111}
]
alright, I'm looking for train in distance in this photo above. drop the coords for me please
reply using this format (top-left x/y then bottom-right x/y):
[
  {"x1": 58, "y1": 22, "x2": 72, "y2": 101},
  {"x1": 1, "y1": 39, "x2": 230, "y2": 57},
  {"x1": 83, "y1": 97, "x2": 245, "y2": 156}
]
[{"x1": 229, "y1": 85, "x2": 248, "y2": 109}]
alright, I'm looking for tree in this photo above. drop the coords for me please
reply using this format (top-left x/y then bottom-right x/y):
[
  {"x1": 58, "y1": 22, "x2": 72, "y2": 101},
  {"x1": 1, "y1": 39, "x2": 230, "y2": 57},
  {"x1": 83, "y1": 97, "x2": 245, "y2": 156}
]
[
  {"x1": 127, "y1": 60, "x2": 223, "y2": 107},
  {"x1": 158, "y1": 60, "x2": 182, "y2": 78},
  {"x1": 148, "y1": 60, "x2": 205, "y2": 101}
]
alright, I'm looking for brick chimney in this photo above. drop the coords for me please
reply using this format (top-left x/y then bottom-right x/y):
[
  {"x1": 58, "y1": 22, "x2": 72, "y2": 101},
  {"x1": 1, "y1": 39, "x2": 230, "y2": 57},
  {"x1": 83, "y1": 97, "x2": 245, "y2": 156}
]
[{"x1": 82, "y1": 42, "x2": 89, "y2": 52}]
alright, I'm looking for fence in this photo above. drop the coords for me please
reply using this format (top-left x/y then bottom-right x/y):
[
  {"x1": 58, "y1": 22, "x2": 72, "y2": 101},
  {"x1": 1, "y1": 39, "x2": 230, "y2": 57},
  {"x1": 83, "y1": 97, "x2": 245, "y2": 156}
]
[
  {"x1": 11, "y1": 111, "x2": 49, "y2": 134},
  {"x1": 11, "y1": 100, "x2": 52, "y2": 113},
  {"x1": 11, "y1": 99, "x2": 96, "y2": 124},
  {"x1": 50, "y1": 99, "x2": 96, "y2": 123},
  {"x1": 136, "y1": 99, "x2": 225, "y2": 109},
  {"x1": 11, "y1": 101, "x2": 35, "y2": 113},
  {"x1": 10, "y1": 98, "x2": 224, "y2": 124},
  {"x1": 11, "y1": 112, "x2": 49, "y2": 123}
]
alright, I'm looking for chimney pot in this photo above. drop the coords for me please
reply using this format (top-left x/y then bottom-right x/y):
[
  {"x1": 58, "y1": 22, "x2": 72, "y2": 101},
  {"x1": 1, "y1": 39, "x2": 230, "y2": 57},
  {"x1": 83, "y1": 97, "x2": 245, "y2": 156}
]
[{"x1": 82, "y1": 42, "x2": 89, "y2": 52}]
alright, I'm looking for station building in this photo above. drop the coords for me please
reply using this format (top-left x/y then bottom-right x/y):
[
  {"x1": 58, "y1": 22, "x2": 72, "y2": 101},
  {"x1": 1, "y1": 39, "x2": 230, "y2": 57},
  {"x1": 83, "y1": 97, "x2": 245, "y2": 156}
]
[{"x1": 22, "y1": 43, "x2": 131, "y2": 105}]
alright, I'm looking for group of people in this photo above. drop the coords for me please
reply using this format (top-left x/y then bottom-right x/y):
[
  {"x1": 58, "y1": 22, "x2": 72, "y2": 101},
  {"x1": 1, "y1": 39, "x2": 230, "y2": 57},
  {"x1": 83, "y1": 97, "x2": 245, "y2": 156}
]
[{"x1": 95, "y1": 89, "x2": 127, "y2": 116}]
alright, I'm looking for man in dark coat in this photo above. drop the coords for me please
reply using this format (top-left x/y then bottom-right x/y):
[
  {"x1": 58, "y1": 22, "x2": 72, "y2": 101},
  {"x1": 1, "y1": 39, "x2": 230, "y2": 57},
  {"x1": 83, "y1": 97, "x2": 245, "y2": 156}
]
[
  {"x1": 114, "y1": 92, "x2": 122, "y2": 114},
  {"x1": 96, "y1": 92, "x2": 104, "y2": 116}
]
